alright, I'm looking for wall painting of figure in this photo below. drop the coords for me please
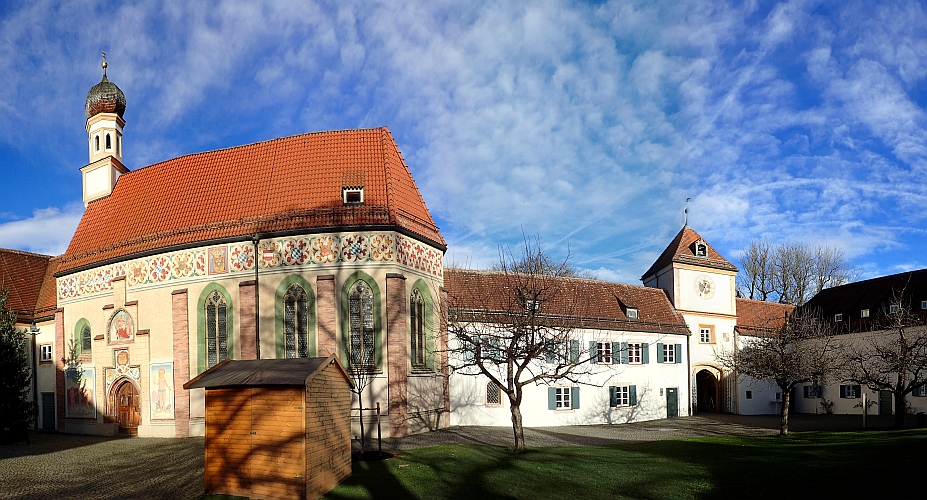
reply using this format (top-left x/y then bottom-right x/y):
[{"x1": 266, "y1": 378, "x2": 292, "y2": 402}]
[{"x1": 150, "y1": 362, "x2": 174, "y2": 420}]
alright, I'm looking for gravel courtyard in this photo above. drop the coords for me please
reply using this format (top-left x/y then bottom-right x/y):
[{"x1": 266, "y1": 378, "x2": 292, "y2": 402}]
[{"x1": 0, "y1": 413, "x2": 909, "y2": 500}]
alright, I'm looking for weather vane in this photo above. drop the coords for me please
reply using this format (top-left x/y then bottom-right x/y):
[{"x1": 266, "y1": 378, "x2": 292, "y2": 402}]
[
  {"x1": 102, "y1": 50, "x2": 108, "y2": 78},
  {"x1": 685, "y1": 197, "x2": 690, "y2": 226}
]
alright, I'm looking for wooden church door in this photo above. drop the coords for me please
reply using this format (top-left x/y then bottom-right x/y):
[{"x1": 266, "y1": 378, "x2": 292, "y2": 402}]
[{"x1": 117, "y1": 383, "x2": 141, "y2": 433}]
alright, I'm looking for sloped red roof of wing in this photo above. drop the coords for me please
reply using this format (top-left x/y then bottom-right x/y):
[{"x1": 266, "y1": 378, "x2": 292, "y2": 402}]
[
  {"x1": 0, "y1": 249, "x2": 52, "y2": 322},
  {"x1": 735, "y1": 298, "x2": 794, "y2": 337},
  {"x1": 58, "y1": 127, "x2": 443, "y2": 274},
  {"x1": 444, "y1": 268, "x2": 690, "y2": 335},
  {"x1": 642, "y1": 226, "x2": 738, "y2": 280}
]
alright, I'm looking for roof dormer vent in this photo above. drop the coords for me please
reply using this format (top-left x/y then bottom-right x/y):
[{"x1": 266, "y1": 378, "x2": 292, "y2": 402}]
[
  {"x1": 342, "y1": 186, "x2": 364, "y2": 205},
  {"x1": 693, "y1": 238, "x2": 708, "y2": 258}
]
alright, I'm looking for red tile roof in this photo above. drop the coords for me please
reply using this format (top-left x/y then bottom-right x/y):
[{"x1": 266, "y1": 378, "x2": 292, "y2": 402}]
[
  {"x1": 34, "y1": 257, "x2": 59, "y2": 319},
  {"x1": 642, "y1": 225, "x2": 738, "y2": 280},
  {"x1": 735, "y1": 298, "x2": 794, "y2": 337},
  {"x1": 444, "y1": 269, "x2": 690, "y2": 335},
  {"x1": 58, "y1": 127, "x2": 444, "y2": 274},
  {"x1": 0, "y1": 249, "x2": 53, "y2": 322}
]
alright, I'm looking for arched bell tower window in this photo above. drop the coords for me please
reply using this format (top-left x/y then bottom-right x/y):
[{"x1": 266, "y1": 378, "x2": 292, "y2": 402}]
[
  {"x1": 205, "y1": 290, "x2": 229, "y2": 368},
  {"x1": 105, "y1": 133, "x2": 112, "y2": 150},
  {"x1": 116, "y1": 136, "x2": 121, "y2": 155},
  {"x1": 284, "y1": 284, "x2": 309, "y2": 358},
  {"x1": 410, "y1": 289, "x2": 426, "y2": 367},
  {"x1": 348, "y1": 280, "x2": 375, "y2": 368},
  {"x1": 94, "y1": 135, "x2": 100, "y2": 152}
]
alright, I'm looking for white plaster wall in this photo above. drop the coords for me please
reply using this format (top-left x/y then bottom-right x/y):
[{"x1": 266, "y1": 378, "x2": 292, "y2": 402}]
[
  {"x1": 674, "y1": 267, "x2": 736, "y2": 317},
  {"x1": 449, "y1": 328, "x2": 691, "y2": 427},
  {"x1": 84, "y1": 166, "x2": 108, "y2": 196},
  {"x1": 737, "y1": 375, "x2": 782, "y2": 415}
]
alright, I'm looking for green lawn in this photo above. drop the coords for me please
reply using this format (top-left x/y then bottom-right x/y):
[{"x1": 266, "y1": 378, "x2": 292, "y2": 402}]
[{"x1": 323, "y1": 430, "x2": 927, "y2": 499}]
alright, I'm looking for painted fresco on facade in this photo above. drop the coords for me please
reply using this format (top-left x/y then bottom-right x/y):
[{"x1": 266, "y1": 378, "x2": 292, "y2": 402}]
[
  {"x1": 65, "y1": 367, "x2": 96, "y2": 418},
  {"x1": 150, "y1": 363, "x2": 174, "y2": 420},
  {"x1": 108, "y1": 309, "x2": 135, "y2": 342},
  {"x1": 208, "y1": 246, "x2": 228, "y2": 274}
]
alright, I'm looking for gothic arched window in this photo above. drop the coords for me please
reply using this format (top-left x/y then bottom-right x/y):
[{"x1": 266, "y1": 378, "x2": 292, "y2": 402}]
[
  {"x1": 94, "y1": 135, "x2": 100, "y2": 152},
  {"x1": 348, "y1": 280, "x2": 375, "y2": 369},
  {"x1": 81, "y1": 325, "x2": 92, "y2": 353},
  {"x1": 205, "y1": 290, "x2": 228, "y2": 368},
  {"x1": 105, "y1": 133, "x2": 111, "y2": 150},
  {"x1": 410, "y1": 289, "x2": 425, "y2": 367},
  {"x1": 284, "y1": 284, "x2": 309, "y2": 358}
]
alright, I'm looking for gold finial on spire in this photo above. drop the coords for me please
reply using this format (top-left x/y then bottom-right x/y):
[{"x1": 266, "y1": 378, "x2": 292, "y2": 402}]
[{"x1": 101, "y1": 50, "x2": 108, "y2": 79}]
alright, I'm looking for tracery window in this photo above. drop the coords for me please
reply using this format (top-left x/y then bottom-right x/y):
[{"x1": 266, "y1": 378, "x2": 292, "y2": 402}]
[
  {"x1": 284, "y1": 284, "x2": 309, "y2": 358},
  {"x1": 410, "y1": 289, "x2": 426, "y2": 367},
  {"x1": 81, "y1": 325, "x2": 92, "y2": 353},
  {"x1": 349, "y1": 280, "x2": 375, "y2": 369},
  {"x1": 205, "y1": 290, "x2": 228, "y2": 368}
]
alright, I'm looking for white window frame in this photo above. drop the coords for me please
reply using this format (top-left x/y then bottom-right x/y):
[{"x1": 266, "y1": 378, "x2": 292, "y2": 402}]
[
  {"x1": 662, "y1": 344, "x2": 675, "y2": 364},
  {"x1": 342, "y1": 187, "x2": 364, "y2": 205},
  {"x1": 627, "y1": 342, "x2": 642, "y2": 364},
  {"x1": 613, "y1": 385, "x2": 630, "y2": 407},
  {"x1": 921, "y1": 300, "x2": 927, "y2": 310},
  {"x1": 861, "y1": 308, "x2": 870, "y2": 318},
  {"x1": 699, "y1": 327, "x2": 712, "y2": 344},
  {"x1": 596, "y1": 341, "x2": 612, "y2": 364},
  {"x1": 39, "y1": 343, "x2": 53, "y2": 362},
  {"x1": 842, "y1": 385, "x2": 859, "y2": 399},
  {"x1": 626, "y1": 308, "x2": 638, "y2": 320},
  {"x1": 834, "y1": 313, "x2": 843, "y2": 323},
  {"x1": 555, "y1": 387, "x2": 572, "y2": 410}
]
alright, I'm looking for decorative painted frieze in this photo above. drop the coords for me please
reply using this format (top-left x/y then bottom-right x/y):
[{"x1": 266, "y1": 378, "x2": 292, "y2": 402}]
[{"x1": 58, "y1": 231, "x2": 443, "y2": 300}]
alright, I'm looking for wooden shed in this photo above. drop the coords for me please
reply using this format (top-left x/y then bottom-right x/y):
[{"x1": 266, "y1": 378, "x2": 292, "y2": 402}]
[{"x1": 184, "y1": 356, "x2": 354, "y2": 500}]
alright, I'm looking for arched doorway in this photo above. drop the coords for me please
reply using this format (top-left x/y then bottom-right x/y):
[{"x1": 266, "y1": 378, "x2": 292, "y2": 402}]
[
  {"x1": 696, "y1": 369, "x2": 719, "y2": 413},
  {"x1": 114, "y1": 379, "x2": 140, "y2": 435}
]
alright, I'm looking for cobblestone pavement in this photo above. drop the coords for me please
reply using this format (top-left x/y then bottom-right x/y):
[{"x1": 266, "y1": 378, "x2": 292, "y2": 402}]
[
  {"x1": 1, "y1": 413, "x2": 911, "y2": 499},
  {"x1": 0, "y1": 432, "x2": 204, "y2": 500}
]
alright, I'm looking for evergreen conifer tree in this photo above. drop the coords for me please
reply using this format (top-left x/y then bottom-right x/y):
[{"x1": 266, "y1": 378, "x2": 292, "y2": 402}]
[{"x1": 0, "y1": 288, "x2": 34, "y2": 443}]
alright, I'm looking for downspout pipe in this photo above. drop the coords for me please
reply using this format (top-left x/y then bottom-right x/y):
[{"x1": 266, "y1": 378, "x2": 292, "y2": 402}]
[
  {"x1": 686, "y1": 330, "x2": 692, "y2": 416},
  {"x1": 252, "y1": 234, "x2": 261, "y2": 359}
]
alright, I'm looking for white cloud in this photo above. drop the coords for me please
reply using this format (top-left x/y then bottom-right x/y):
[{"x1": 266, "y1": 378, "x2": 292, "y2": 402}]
[{"x1": 0, "y1": 204, "x2": 83, "y2": 256}]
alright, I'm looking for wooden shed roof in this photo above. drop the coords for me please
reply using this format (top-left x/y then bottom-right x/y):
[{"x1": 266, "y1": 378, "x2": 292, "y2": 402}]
[{"x1": 184, "y1": 356, "x2": 354, "y2": 390}]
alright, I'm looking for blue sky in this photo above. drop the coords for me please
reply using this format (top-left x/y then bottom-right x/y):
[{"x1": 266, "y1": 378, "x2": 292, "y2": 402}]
[{"x1": 1, "y1": 0, "x2": 925, "y2": 284}]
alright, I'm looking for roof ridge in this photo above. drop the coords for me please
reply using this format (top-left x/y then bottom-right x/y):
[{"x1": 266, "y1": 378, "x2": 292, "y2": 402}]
[
  {"x1": 130, "y1": 127, "x2": 388, "y2": 176},
  {"x1": 0, "y1": 248, "x2": 54, "y2": 259},
  {"x1": 445, "y1": 267, "x2": 666, "y2": 292},
  {"x1": 380, "y1": 127, "x2": 395, "y2": 226}
]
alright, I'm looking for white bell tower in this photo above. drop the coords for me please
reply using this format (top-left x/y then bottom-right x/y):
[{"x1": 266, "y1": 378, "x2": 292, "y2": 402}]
[{"x1": 81, "y1": 52, "x2": 129, "y2": 206}]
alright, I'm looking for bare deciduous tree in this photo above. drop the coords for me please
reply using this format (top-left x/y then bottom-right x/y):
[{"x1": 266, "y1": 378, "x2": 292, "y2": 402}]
[
  {"x1": 446, "y1": 240, "x2": 596, "y2": 451},
  {"x1": 841, "y1": 293, "x2": 927, "y2": 429},
  {"x1": 716, "y1": 309, "x2": 842, "y2": 435},
  {"x1": 737, "y1": 239, "x2": 857, "y2": 305}
]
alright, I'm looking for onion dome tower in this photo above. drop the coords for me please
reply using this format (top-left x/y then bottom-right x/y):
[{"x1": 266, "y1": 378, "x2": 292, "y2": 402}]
[{"x1": 81, "y1": 52, "x2": 129, "y2": 206}]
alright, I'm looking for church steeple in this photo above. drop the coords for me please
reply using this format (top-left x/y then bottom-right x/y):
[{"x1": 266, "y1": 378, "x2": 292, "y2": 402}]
[{"x1": 81, "y1": 52, "x2": 129, "y2": 206}]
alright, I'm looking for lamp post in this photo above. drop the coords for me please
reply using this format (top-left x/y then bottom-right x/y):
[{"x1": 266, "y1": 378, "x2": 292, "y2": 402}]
[{"x1": 27, "y1": 324, "x2": 40, "y2": 430}]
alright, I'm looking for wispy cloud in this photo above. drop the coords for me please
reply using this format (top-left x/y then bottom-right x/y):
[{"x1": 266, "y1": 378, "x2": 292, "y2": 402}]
[
  {"x1": 1, "y1": 0, "x2": 926, "y2": 281},
  {"x1": 0, "y1": 204, "x2": 83, "y2": 256}
]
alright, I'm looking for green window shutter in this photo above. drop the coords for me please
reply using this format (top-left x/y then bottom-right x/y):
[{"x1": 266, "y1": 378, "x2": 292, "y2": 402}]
[
  {"x1": 620, "y1": 342, "x2": 629, "y2": 364},
  {"x1": 570, "y1": 340, "x2": 580, "y2": 363},
  {"x1": 641, "y1": 343, "x2": 649, "y2": 364},
  {"x1": 840, "y1": 385, "x2": 846, "y2": 398},
  {"x1": 609, "y1": 386, "x2": 617, "y2": 407},
  {"x1": 854, "y1": 385, "x2": 861, "y2": 398},
  {"x1": 571, "y1": 387, "x2": 580, "y2": 409},
  {"x1": 630, "y1": 385, "x2": 637, "y2": 405},
  {"x1": 656, "y1": 343, "x2": 664, "y2": 363},
  {"x1": 545, "y1": 341, "x2": 555, "y2": 363},
  {"x1": 548, "y1": 388, "x2": 557, "y2": 410},
  {"x1": 612, "y1": 342, "x2": 621, "y2": 364},
  {"x1": 675, "y1": 344, "x2": 682, "y2": 364},
  {"x1": 589, "y1": 341, "x2": 597, "y2": 364}
]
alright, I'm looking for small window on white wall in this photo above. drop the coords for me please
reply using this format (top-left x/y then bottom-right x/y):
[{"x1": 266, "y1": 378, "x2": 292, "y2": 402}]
[
  {"x1": 40, "y1": 344, "x2": 53, "y2": 362},
  {"x1": 745, "y1": 390, "x2": 752, "y2": 400}
]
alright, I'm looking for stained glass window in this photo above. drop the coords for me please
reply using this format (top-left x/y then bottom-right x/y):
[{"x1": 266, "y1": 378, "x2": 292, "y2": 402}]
[
  {"x1": 410, "y1": 289, "x2": 425, "y2": 367},
  {"x1": 349, "y1": 280, "x2": 375, "y2": 368},
  {"x1": 206, "y1": 291, "x2": 228, "y2": 368},
  {"x1": 284, "y1": 284, "x2": 309, "y2": 358}
]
